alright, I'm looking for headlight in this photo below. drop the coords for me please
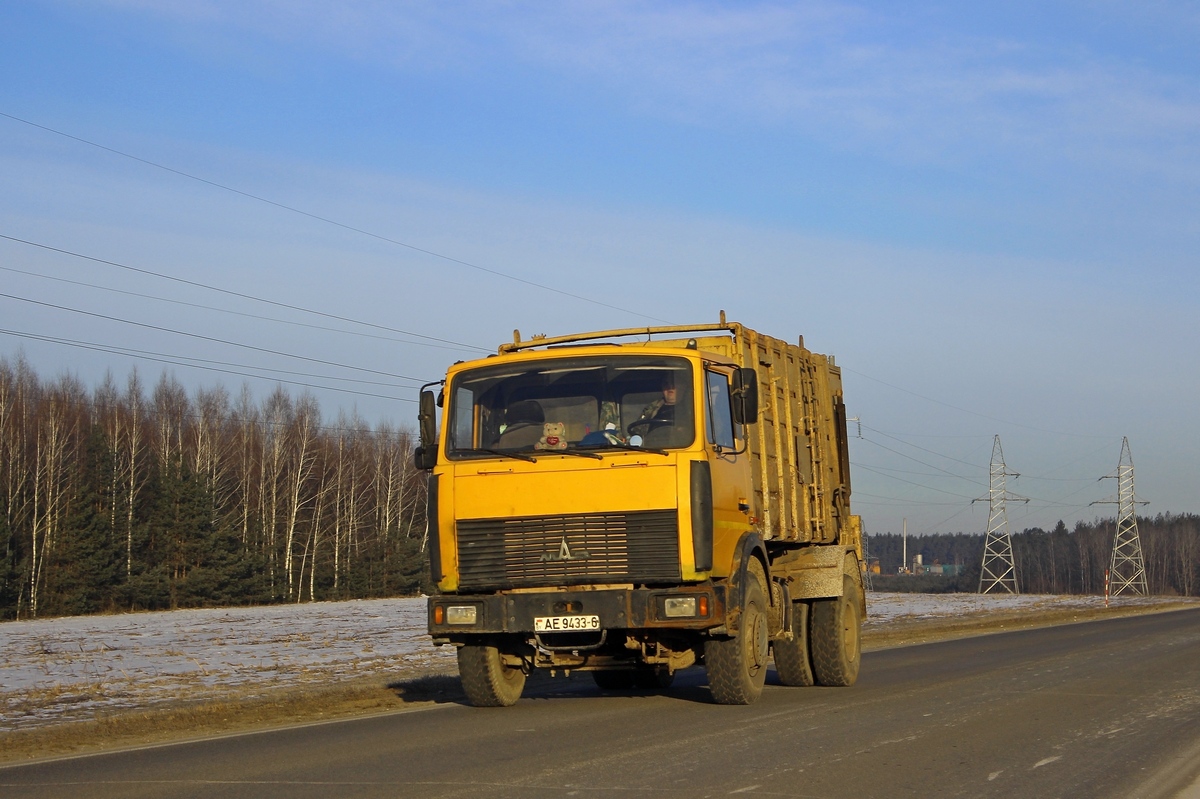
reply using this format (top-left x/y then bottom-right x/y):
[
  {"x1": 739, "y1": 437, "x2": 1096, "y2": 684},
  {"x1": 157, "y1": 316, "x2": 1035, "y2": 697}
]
[
  {"x1": 663, "y1": 597, "x2": 698, "y2": 618},
  {"x1": 446, "y1": 605, "x2": 478, "y2": 625}
]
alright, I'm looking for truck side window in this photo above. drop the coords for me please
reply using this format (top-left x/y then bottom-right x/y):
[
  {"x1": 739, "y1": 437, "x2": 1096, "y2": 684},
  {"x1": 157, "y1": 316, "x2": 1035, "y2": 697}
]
[
  {"x1": 705, "y1": 370, "x2": 736, "y2": 450},
  {"x1": 452, "y1": 386, "x2": 474, "y2": 449}
]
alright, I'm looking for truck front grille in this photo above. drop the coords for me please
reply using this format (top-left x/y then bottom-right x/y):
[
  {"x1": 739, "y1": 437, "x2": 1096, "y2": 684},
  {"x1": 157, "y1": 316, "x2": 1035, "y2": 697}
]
[{"x1": 455, "y1": 510, "x2": 681, "y2": 589}]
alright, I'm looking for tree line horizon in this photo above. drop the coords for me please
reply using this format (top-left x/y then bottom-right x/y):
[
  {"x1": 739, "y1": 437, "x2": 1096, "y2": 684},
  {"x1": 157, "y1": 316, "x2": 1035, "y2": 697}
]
[
  {"x1": 866, "y1": 518, "x2": 1198, "y2": 596},
  {"x1": 1, "y1": 355, "x2": 431, "y2": 621},
  {"x1": 2, "y1": 356, "x2": 1196, "y2": 621}
]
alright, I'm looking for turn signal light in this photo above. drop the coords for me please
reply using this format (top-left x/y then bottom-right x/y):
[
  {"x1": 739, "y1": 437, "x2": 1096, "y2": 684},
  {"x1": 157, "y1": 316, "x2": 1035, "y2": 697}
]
[{"x1": 433, "y1": 606, "x2": 444, "y2": 625}]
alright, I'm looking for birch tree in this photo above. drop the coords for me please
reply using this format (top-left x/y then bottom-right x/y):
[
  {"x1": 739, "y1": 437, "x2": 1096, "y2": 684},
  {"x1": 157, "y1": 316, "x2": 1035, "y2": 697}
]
[{"x1": 283, "y1": 394, "x2": 320, "y2": 600}]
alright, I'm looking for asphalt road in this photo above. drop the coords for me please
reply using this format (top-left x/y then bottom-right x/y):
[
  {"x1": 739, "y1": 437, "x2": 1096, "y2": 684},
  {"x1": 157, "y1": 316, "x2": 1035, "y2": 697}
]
[{"x1": 4, "y1": 608, "x2": 1200, "y2": 799}]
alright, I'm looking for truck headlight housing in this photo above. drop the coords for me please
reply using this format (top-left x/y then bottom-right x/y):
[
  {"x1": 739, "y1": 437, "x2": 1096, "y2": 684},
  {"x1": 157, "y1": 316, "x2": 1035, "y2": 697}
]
[
  {"x1": 663, "y1": 597, "x2": 698, "y2": 618},
  {"x1": 446, "y1": 605, "x2": 479, "y2": 625}
]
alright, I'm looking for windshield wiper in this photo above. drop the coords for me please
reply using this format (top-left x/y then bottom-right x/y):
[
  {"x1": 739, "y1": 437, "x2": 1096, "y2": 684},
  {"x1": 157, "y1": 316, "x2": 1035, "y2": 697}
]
[
  {"x1": 577, "y1": 442, "x2": 669, "y2": 456},
  {"x1": 455, "y1": 448, "x2": 537, "y2": 463}
]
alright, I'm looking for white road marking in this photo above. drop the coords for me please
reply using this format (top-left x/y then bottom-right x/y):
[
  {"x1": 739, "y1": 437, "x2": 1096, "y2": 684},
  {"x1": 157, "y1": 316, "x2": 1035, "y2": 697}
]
[{"x1": 1033, "y1": 756, "x2": 1062, "y2": 768}]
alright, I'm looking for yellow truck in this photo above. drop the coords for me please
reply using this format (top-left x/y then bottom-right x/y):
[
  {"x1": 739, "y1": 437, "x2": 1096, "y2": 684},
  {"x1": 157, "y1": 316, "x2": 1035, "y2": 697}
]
[{"x1": 420, "y1": 313, "x2": 864, "y2": 705}]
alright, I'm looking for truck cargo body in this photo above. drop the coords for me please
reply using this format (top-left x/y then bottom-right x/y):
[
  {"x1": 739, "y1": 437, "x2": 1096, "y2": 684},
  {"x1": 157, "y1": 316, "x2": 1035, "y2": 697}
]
[{"x1": 421, "y1": 315, "x2": 863, "y2": 705}]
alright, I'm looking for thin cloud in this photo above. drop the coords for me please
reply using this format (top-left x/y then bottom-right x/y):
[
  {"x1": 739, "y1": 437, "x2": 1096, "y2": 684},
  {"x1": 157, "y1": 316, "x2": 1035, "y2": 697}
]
[{"x1": 84, "y1": 0, "x2": 1200, "y2": 178}]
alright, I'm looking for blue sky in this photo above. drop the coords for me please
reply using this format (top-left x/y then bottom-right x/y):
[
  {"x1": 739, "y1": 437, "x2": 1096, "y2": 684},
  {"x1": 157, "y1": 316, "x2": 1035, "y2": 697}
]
[{"x1": 2, "y1": 1, "x2": 1198, "y2": 538}]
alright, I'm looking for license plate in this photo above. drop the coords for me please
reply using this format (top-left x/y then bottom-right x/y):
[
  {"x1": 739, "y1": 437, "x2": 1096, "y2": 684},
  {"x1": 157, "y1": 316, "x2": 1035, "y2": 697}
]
[{"x1": 534, "y1": 614, "x2": 601, "y2": 632}]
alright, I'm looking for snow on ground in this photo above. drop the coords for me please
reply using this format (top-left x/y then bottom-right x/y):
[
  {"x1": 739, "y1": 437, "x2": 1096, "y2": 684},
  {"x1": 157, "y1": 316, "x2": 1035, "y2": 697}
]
[
  {"x1": 1, "y1": 598, "x2": 454, "y2": 732},
  {"x1": 0, "y1": 592, "x2": 1174, "y2": 732},
  {"x1": 862, "y1": 591, "x2": 1165, "y2": 624}
]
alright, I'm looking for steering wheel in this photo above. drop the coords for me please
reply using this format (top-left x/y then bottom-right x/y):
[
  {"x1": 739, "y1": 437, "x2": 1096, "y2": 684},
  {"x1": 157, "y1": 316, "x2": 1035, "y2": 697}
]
[{"x1": 628, "y1": 417, "x2": 672, "y2": 436}]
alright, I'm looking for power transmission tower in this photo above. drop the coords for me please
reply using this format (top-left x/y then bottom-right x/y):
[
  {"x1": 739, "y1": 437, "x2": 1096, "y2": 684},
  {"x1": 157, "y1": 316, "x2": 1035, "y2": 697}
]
[
  {"x1": 861, "y1": 533, "x2": 874, "y2": 592},
  {"x1": 1091, "y1": 437, "x2": 1149, "y2": 596},
  {"x1": 973, "y1": 435, "x2": 1028, "y2": 594}
]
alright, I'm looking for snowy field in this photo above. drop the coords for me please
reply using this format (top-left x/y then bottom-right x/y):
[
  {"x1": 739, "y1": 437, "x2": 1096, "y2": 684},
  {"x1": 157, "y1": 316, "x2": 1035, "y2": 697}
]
[
  {"x1": 864, "y1": 591, "x2": 1165, "y2": 622},
  {"x1": 0, "y1": 592, "x2": 1176, "y2": 732},
  {"x1": 1, "y1": 598, "x2": 456, "y2": 732}
]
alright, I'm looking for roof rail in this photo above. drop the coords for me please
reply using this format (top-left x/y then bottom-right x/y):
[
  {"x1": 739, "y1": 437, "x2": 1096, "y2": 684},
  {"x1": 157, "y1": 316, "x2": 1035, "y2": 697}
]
[{"x1": 498, "y1": 311, "x2": 741, "y2": 354}]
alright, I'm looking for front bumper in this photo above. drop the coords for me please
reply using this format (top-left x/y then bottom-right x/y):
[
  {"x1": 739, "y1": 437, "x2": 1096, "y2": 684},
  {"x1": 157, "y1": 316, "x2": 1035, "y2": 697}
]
[{"x1": 428, "y1": 585, "x2": 726, "y2": 638}]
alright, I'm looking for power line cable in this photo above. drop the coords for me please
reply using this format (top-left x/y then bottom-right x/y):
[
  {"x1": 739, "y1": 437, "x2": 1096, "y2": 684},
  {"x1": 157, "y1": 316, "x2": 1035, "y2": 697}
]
[
  {"x1": 0, "y1": 329, "x2": 414, "y2": 404},
  {"x1": 854, "y1": 461, "x2": 977, "y2": 480},
  {"x1": 848, "y1": 426, "x2": 983, "y2": 439},
  {"x1": 4, "y1": 369, "x2": 419, "y2": 433},
  {"x1": 0, "y1": 111, "x2": 671, "y2": 324},
  {"x1": 0, "y1": 260, "x2": 482, "y2": 354},
  {"x1": 856, "y1": 435, "x2": 985, "y2": 486},
  {"x1": 845, "y1": 367, "x2": 1111, "y2": 438},
  {"x1": 0, "y1": 292, "x2": 430, "y2": 383},
  {"x1": 0, "y1": 328, "x2": 411, "y2": 388},
  {"x1": 0, "y1": 233, "x2": 486, "y2": 351},
  {"x1": 1017, "y1": 439, "x2": 1120, "y2": 481},
  {"x1": 854, "y1": 423, "x2": 1110, "y2": 527},
  {"x1": 852, "y1": 463, "x2": 981, "y2": 500},
  {"x1": 851, "y1": 491, "x2": 963, "y2": 507},
  {"x1": 923, "y1": 504, "x2": 979, "y2": 533},
  {"x1": 859, "y1": 422, "x2": 1117, "y2": 515},
  {"x1": 859, "y1": 424, "x2": 990, "y2": 472}
]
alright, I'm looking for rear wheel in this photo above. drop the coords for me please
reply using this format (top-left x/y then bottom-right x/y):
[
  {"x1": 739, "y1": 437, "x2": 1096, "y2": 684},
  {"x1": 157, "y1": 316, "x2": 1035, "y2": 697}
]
[
  {"x1": 810, "y1": 574, "x2": 862, "y2": 687},
  {"x1": 458, "y1": 644, "x2": 526, "y2": 707},
  {"x1": 705, "y1": 559, "x2": 770, "y2": 704},
  {"x1": 772, "y1": 600, "x2": 815, "y2": 686}
]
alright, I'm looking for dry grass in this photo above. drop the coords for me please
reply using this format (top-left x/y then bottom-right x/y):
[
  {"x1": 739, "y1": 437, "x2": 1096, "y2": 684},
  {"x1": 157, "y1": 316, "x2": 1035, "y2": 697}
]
[{"x1": 2, "y1": 600, "x2": 1195, "y2": 766}]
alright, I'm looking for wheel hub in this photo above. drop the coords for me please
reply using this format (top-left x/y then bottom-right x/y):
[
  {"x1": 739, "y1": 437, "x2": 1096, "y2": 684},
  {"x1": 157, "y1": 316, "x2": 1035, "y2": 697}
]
[{"x1": 750, "y1": 612, "x2": 768, "y2": 670}]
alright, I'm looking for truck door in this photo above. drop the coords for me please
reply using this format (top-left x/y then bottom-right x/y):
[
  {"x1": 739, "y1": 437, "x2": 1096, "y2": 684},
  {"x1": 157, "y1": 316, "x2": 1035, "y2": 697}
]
[{"x1": 704, "y1": 367, "x2": 753, "y2": 578}]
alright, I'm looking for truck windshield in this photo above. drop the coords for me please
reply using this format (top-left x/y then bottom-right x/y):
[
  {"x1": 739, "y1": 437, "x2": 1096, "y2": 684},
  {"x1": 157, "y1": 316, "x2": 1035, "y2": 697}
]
[{"x1": 447, "y1": 355, "x2": 694, "y2": 457}]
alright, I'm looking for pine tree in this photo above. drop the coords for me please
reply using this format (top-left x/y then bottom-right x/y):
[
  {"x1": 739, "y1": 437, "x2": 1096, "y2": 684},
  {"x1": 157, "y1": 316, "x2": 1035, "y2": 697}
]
[{"x1": 42, "y1": 425, "x2": 122, "y2": 616}]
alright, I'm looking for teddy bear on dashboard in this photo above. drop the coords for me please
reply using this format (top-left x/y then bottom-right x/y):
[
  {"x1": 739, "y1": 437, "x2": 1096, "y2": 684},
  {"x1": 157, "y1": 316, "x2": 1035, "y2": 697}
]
[{"x1": 534, "y1": 421, "x2": 568, "y2": 450}]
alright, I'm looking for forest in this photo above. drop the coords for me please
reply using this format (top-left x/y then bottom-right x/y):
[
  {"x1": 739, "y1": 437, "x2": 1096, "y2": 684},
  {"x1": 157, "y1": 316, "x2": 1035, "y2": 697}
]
[
  {"x1": 1, "y1": 356, "x2": 431, "y2": 621},
  {"x1": 4, "y1": 355, "x2": 1197, "y2": 621},
  {"x1": 867, "y1": 515, "x2": 1200, "y2": 596}
]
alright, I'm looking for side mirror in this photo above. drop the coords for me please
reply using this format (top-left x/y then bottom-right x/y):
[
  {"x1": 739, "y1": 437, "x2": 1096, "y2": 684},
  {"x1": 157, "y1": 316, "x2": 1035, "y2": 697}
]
[
  {"x1": 416, "y1": 389, "x2": 438, "y2": 470},
  {"x1": 731, "y1": 368, "x2": 759, "y2": 425}
]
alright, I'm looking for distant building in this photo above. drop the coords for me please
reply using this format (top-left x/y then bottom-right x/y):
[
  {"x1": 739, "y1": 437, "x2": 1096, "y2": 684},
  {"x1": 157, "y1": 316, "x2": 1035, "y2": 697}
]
[{"x1": 909, "y1": 556, "x2": 965, "y2": 576}]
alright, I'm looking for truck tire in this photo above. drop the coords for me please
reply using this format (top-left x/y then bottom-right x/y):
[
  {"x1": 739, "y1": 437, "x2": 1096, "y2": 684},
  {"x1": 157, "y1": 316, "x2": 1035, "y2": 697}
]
[
  {"x1": 457, "y1": 644, "x2": 526, "y2": 707},
  {"x1": 705, "y1": 559, "x2": 769, "y2": 704},
  {"x1": 810, "y1": 574, "x2": 861, "y2": 687},
  {"x1": 772, "y1": 600, "x2": 815, "y2": 686}
]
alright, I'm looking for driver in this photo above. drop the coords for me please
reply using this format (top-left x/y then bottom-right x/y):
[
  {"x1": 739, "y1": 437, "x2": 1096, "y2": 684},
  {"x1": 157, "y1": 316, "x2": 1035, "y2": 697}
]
[{"x1": 638, "y1": 373, "x2": 678, "y2": 425}]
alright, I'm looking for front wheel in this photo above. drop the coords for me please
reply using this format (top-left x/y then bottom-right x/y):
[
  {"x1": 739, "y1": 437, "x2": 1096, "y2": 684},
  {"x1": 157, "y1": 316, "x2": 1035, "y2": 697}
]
[
  {"x1": 705, "y1": 560, "x2": 770, "y2": 704},
  {"x1": 810, "y1": 574, "x2": 862, "y2": 687},
  {"x1": 457, "y1": 644, "x2": 527, "y2": 707}
]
